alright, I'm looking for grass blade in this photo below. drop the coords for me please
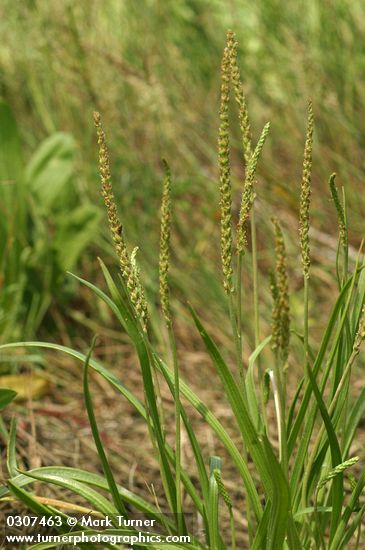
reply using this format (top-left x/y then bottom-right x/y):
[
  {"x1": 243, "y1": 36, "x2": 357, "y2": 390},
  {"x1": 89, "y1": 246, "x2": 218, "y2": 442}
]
[
  {"x1": 190, "y1": 304, "x2": 273, "y2": 498},
  {"x1": 6, "y1": 417, "x2": 18, "y2": 478},
  {"x1": 208, "y1": 456, "x2": 221, "y2": 550},
  {"x1": 263, "y1": 437, "x2": 290, "y2": 550},
  {"x1": 83, "y1": 336, "x2": 128, "y2": 517}
]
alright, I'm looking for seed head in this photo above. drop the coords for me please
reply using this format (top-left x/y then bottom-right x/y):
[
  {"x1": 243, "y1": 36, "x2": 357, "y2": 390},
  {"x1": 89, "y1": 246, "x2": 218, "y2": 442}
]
[
  {"x1": 317, "y1": 456, "x2": 359, "y2": 491},
  {"x1": 130, "y1": 246, "x2": 148, "y2": 325},
  {"x1": 299, "y1": 101, "x2": 314, "y2": 279},
  {"x1": 270, "y1": 271, "x2": 281, "y2": 353},
  {"x1": 159, "y1": 159, "x2": 172, "y2": 323},
  {"x1": 353, "y1": 305, "x2": 365, "y2": 355},
  {"x1": 237, "y1": 123, "x2": 270, "y2": 254},
  {"x1": 213, "y1": 469, "x2": 232, "y2": 510},
  {"x1": 226, "y1": 29, "x2": 252, "y2": 164},
  {"x1": 271, "y1": 217, "x2": 290, "y2": 362},
  {"x1": 218, "y1": 37, "x2": 234, "y2": 293},
  {"x1": 93, "y1": 111, "x2": 148, "y2": 328},
  {"x1": 329, "y1": 173, "x2": 347, "y2": 249}
]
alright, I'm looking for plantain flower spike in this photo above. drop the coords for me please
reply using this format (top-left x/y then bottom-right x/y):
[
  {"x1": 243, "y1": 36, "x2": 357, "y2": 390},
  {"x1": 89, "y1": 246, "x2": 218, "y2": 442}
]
[
  {"x1": 237, "y1": 122, "x2": 270, "y2": 254},
  {"x1": 272, "y1": 217, "x2": 290, "y2": 362},
  {"x1": 329, "y1": 173, "x2": 347, "y2": 249},
  {"x1": 227, "y1": 29, "x2": 252, "y2": 164},
  {"x1": 218, "y1": 34, "x2": 234, "y2": 294},
  {"x1": 299, "y1": 101, "x2": 314, "y2": 279},
  {"x1": 159, "y1": 159, "x2": 172, "y2": 324},
  {"x1": 93, "y1": 111, "x2": 148, "y2": 329}
]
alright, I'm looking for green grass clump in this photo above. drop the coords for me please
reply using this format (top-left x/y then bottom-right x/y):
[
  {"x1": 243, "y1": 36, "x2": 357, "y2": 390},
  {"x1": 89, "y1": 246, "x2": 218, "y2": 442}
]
[{"x1": 0, "y1": 31, "x2": 364, "y2": 550}]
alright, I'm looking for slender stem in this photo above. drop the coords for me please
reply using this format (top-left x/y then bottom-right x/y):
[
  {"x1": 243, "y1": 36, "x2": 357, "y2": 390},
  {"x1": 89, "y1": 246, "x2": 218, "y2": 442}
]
[
  {"x1": 143, "y1": 340, "x2": 176, "y2": 517},
  {"x1": 251, "y1": 206, "x2": 260, "y2": 353},
  {"x1": 230, "y1": 509, "x2": 237, "y2": 550},
  {"x1": 342, "y1": 187, "x2": 349, "y2": 285},
  {"x1": 314, "y1": 488, "x2": 327, "y2": 550},
  {"x1": 343, "y1": 243, "x2": 349, "y2": 287},
  {"x1": 250, "y1": 204, "x2": 269, "y2": 434},
  {"x1": 304, "y1": 276, "x2": 310, "y2": 366},
  {"x1": 301, "y1": 275, "x2": 311, "y2": 511},
  {"x1": 339, "y1": 191, "x2": 349, "y2": 446},
  {"x1": 355, "y1": 521, "x2": 362, "y2": 550},
  {"x1": 228, "y1": 291, "x2": 253, "y2": 542},
  {"x1": 228, "y1": 293, "x2": 244, "y2": 393},
  {"x1": 167, "y1": 320, "x2": 183, "y2": 533},
  {"x1": 237, "y1": 252, "x2": 244, "y2": 389},
  {"x1": 153, "y1": 369, "x2": 166, "y2": 438},
  {"x1": 270, "y1": 361, "x2": 288, "y2": 474}
]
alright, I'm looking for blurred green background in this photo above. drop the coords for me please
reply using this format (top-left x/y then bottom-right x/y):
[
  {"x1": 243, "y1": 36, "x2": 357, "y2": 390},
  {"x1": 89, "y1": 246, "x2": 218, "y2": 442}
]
[{"x1": 1, "y1": 0, "x2": 364, "y2": 348}]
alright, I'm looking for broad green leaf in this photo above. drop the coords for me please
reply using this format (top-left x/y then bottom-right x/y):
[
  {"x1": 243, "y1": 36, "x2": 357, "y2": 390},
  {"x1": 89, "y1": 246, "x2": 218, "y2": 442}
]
[
  {"x1": 26, "y1": 132, "x2": 75, "y2": 210},
  {"x1": 54, "y1": 205, "x2": 101, "y2": 272},
  {"x1": 0, "y1": 388, "x2": 17, "y2": 410}
]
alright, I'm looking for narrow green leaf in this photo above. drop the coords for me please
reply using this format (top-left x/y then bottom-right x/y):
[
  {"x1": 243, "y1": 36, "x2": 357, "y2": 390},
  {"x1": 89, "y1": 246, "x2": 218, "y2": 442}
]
[
  {"x1": 0, "y1": 341, "x2": 204, "y2": 520},
  {"x1": 246, "y1": 335, "x2": 271, "y2": 430},
  {"x1": 251, "y1": 502, "x2": 270, "y2": 550},
  {"x1": 263, "y1": 437, "x2": 290, "y2": 550},
  {"x1": 155, "y1": 353, "x2": 262, "y2": 521},
  {"x1": 305, "y1": 355, "x2": 343, "y2": 540},
  {"x1": 289, "y1": 266, "x2": 364, "y2": 454},
  {"x1": 1, "y1": 466, "x2": 175, "y2": 529},
  {"x1": 21, "y1": 470, "x2": 117, "y2": 518},
  {"x1": 83, "y1": 336, "x2": 128, "y2": 517},
  {"x1": 329, "y1": 472, "x2": 365, "y2": 550},
  {"x1": 343, "y1": 388, "x2": 365, "y2": 456},
  {"x1": 336, "y1": 505, "x2": 365, "y2": 550},
  {"x1": 190, "y1": 305, "x2": 273, "y2": 498},
  {"x1": 208, "y1": 457, "x2": 221, "y2": 550},
  {"x1": 287, "y1": 378, "x2": 304, "y2": 434},
  {"x1": 6, "y1": 417, "x2": 18, "y2": 478},
  {"x1": 6, "y1": 480, "x2": 98, "y2": 549},
  {"x1": 0, "y1": 340, "x2": 262, "y2": 521},
  {"x1": 96, "y1": 262, "x2": 178, "y2": 515},
  {"x1": 68, "y1": 268, "x2": 260, "y2": 519}
]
